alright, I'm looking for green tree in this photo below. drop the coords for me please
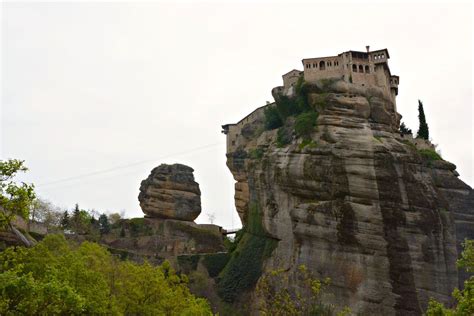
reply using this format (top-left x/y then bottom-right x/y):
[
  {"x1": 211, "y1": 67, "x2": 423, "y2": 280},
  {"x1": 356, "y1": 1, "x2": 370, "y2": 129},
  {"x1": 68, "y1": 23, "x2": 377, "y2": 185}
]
[
  {"x1": 256, "y1": 265, "x2": 349, "y2": 316},
  {"x1": 264, "y1": 106, "x2": 283, "y2": 130},
  {"x1": 0, "y1": 159, "x2": 35, "y2": 228},
  {"x1": 0, "y1": 234, "x2": 212, "y2": 315},
  {"x1": 70, "y1": 204, "x2": 93, "y2": 234},
  {"x1": 426, "y1": 239, "x2": 474, "y2": 315},
  {"x1": 98, "y1": 214, "x2": 110, "y2": 235},
  {"x1": 416, "y1": 100, "x2": 429, "y2": 140},
  {"x1": 399, "y1": 122, "x2": 412, "y2": 135},
  {"x1": 30, "y1": 197, "x2": 63, "y2": 229},
  {"x1": 60, "y1": 211, "x2": 70, "y2": 229},
  {"x1": 295, "y1": 111, "x2": 318, "y2": 139}
]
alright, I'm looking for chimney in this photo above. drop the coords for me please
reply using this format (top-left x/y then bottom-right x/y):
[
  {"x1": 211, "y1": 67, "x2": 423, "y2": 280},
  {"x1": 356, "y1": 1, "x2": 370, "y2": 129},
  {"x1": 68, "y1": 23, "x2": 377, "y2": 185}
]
[{"x1": 366, "y1": 45, "x2": 370, "y2": 53}]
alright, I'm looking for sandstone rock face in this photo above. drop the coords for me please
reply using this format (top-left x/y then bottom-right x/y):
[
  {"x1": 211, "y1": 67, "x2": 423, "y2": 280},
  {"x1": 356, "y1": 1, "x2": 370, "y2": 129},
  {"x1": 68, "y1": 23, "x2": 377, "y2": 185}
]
[
  {"x1": 139, "y1": 164, "x2": 201, "y2": 221},
  {"x1": 225, "y1": 80, "x2": 474, "y2": 315},
  {"x1": 99, "y1": 217, "x2": 225, "y2": 264}
]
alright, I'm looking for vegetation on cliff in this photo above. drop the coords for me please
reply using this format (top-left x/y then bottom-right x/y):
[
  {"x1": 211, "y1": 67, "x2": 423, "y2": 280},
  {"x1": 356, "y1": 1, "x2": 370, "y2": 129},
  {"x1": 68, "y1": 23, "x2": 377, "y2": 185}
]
[
  {"x1": 426, "y1": 239, "x2": 474, "y2": 315},
  {"x1": 264, "y1": 77, "x2": 326, "y2": 149},
  {"x1": 0, "y1": 234, "x2": 212, "y2": 315},
  {"x1": 417, "y1": 100, "x2": 430, "y2": 140},
  {"x1": 216, "y1": 203, "x2": 278, "y2": 303},
  {"x1": 256, "y1": 265, "x2": 351, "y2": 316}
]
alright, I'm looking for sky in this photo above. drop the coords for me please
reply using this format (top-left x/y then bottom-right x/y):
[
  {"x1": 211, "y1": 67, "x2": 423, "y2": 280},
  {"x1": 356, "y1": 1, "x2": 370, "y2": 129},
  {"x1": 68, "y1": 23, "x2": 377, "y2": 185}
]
[{"x1": 1, "y1": 1, "x2": 472, "y2": 229}]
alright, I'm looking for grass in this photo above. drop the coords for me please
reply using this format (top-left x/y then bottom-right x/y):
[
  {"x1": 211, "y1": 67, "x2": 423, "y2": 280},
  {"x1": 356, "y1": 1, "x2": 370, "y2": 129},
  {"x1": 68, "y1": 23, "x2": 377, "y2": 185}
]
[
  {"x1": 298, "y1": 139, "x2": 318, "y2": 150},
  {"x1": 418, "y1": 148, "x2": 442, "y2": 162}
]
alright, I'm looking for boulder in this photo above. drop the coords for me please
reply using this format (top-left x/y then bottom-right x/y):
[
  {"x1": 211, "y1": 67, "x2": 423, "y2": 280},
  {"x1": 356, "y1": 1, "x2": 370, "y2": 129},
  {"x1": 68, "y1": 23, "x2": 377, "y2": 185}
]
[{"x1": 138, "y1": 164, "x2": 201, "y2": 221}]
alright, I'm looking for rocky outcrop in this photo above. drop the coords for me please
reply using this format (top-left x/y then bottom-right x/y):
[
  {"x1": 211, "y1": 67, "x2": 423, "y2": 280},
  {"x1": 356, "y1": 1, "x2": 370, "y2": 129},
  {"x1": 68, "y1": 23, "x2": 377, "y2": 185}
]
[
  {"x1": 139, "y1": 164, "x2": 201, "y2": 221},
  {"x1": 224, "y1": 79, "x2": 474, "y2": 315},
  {"x1": 95, "y1": 163, "x2": 225, "y2": 265},
  {"x1": 99, "y1": 217, "x2": 225, "y2": 264}
]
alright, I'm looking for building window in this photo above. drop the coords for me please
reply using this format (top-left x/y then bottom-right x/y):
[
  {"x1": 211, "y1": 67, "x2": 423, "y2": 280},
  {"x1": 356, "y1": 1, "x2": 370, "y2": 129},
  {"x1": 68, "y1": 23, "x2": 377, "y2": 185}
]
[
  {"x1": 232, "y1": 141, "x2": 235, "y2": 145},
  {"x1": 319, "y1": 60, "x2": 326, "y2": 70},
  {"x1": 359, "y1": 65, "x2": 364, "y2": 73},
  {"x1": 313, "y1": 63, "x2": 316, "y2": 68},
  {"x1": 352, "y1": 64, "x2": 357, "y2": 72},
  {"x1": 365, "y1": 65, "x2": 370, "y2": 73}
]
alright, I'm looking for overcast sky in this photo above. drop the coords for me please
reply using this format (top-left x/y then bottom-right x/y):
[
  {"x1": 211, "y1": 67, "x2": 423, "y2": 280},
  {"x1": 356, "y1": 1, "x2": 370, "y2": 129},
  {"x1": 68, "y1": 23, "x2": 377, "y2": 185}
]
[{"x1": 1, "y1": 1, "x2": 472, "y2": 229}]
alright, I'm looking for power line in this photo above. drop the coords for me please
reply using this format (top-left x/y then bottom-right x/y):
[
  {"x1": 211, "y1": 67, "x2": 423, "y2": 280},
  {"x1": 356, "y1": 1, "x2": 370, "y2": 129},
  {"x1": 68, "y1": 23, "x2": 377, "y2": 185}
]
[{"x1": 37, "y1": 142, "x2": 224, "y2": 188}]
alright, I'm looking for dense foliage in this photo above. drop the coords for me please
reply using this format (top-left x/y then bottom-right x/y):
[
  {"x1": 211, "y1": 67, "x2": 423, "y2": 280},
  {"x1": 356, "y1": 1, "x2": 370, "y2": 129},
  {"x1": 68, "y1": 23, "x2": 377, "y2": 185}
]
[
  {"x1": 399, "y1": 122, "x2": 412, "y2": 135},
  {"x1": 256, "y1": 265, "x2": 350, "y2": 316},
  {"x1": 0, "y1": 234, "x2": 212, "y2": 315},
  {"x1": 264, "y1": 77, "x2": 325, "y2": 148},
  {"x1": 217, "y1": 203, "x2": 278, "y2": 303},
  {"x1": 295, "y1": 112, "x2": 318, "y2": 139},
  {"x1": 419, "y1": 149, "x2": 443, "y2": 162},
  {"x1": 417, "y1": 100, "x2": 429, "y2": 140},
  {"x1": 0, "y1": 160, "x2": 35, "y2": 228},
  {"x1": 426, "y1": 239, "x2": 474, "y2": 315}
]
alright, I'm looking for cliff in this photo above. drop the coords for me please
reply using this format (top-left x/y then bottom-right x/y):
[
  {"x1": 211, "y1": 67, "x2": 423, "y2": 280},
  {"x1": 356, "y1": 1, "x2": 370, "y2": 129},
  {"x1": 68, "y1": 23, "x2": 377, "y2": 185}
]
[{"x1": 223, "y1": 79, "x2": 474, "y2": 315}]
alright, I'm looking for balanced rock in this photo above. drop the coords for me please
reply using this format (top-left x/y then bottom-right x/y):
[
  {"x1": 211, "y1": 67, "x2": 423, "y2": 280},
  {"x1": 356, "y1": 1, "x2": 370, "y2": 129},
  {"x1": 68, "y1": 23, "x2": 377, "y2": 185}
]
[{"x1": 138, "y1": 164, "x2": 201, "y2": 221}]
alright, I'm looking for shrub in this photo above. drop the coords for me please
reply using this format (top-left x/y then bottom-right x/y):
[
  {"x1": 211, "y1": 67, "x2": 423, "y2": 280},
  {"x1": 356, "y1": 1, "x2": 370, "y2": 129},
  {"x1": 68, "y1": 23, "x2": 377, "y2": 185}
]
[
  {"x1": 295, "y1": 112, "x2": 318, "y2": 139},
  {"x1": 298, "y1": 139, "x2": 317, "y2": 150},
  {"x1": 264, "y1": 106, "x2": 283, "y2": 130},
  {"x1": 0, "y1": 235, "x2": 212, "y2": 315},
  {"x1": 256, "y1": 265, "x2": 336, "y2": 316},
  {"x1": 418, "y1": 149, "x2": 442, "y2": 162},
  {"x1": 399, "y1": 122, "x2": 412, "y2": 135},
  {"x1": 249, "y1": 148, "x2": 264, "y2": 160},
  {"x1": 277, "y1": 127, "x2": 292, "y2": 147},
  {"x1": 425, "y1": 239, "x2": 474, "y2": 315},
  {"x1": 310, "y1": 93, "x2": 328, "y2": 111},
  {"x1": 275, "y1": 95, "x2": 299, "y2": 120}
]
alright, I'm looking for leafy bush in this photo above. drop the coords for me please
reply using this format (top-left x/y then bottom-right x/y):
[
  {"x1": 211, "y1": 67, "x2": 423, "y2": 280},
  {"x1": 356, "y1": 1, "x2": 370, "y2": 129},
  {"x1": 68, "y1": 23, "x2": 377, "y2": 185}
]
[
  {"x1": 295, "y1": 112, "x2": 318, "y2": 139},
  {"x1": 298, "y1": 139, "x2": 317, "y2": 150},
  {"x1": 275, "y1": 95, "x2": 300, "y2": 121},
  {"x1": 277, "y1": 127, "x2": 292, "y2": 147},
  {"x1": 0, "y1": 159, "x2": 35, "y2": 228},
  {"x1": 256, "y1": 265, "x2": 338, "y2": 316},
  {"x1": 310, "y1": 93, "x2": 328, "y2": 111},
  {"x1": 426, "y1": 239, "x2": 474, "y2": 315},
  {"x1": 399, "y1": 122, "x2": 412, "y2": 135},
  {"x1": 0, "y1": 234, "x2": 212, "y2": 315},
  {"x1": 264, "y1": 106, "x2": 283, "y2": 130}
]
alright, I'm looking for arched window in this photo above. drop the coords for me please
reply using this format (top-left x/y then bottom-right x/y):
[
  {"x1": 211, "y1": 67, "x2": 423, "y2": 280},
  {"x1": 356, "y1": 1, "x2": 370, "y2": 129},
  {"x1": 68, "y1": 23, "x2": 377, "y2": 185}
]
[
  {"x1": 352, "y1": 64, "x2": 357, "y2": 72},
  {"x1": 319, "y1": 61, "x2": 326, "y2": 70},
  {"x1": 359, "y1": 65, "x2": 364, "y2": 73},
  {"x1": 313, "y1": 63, "x2": 316, "y2": 68},
  {"x1": 365, "y1": 65, "x2": 370, "y2": 73}
]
